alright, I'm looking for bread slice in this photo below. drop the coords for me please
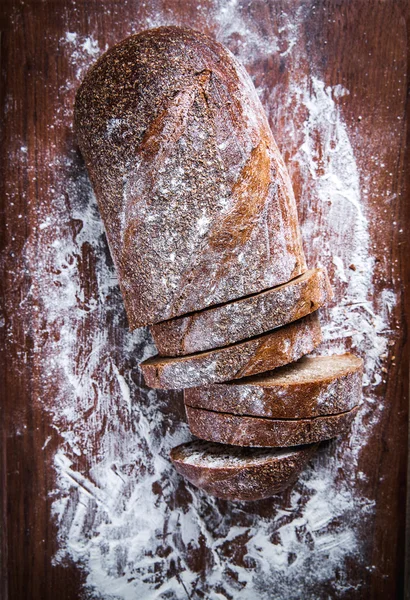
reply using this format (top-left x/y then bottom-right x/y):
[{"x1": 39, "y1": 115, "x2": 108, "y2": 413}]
[
  {"x1": 185, "y1": 405, "x2": 359, "y2": 447},
  {"x1": 150, "y1": 267, "x2": 332, "y2": 356},
  {"x1": 140, "y1": 313, "x2": 322, "y2": 389},
  {"x1": 74, "y1": 26, "x2": 306, "y2": 329},
  {"x1": 170, "y1": 440, "x2": 318, "y2": 501},
  {"x1": 184, "y1": 353, "x2": 363, "y2": 419}
]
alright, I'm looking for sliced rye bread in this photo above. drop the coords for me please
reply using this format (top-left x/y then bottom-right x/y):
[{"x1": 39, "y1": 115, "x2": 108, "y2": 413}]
[
  {"x1": 140, "y1": 312, "x2": 322, "y2": 389},
  {"x1": 74, "y1": 26, "x2": 306, "y2": 329},
  {"x1": 170, "y1": 440, "x2": 318, "y2": 501},
  {"x1": 184, "y1": 353, "x2": 363, "y2": 419},
  {"x1": 150, "y1": 267, "x2": 332, "y2": 356},
  {"x1": 185, "y1": 405, "x2": 359, "y2": 447}
]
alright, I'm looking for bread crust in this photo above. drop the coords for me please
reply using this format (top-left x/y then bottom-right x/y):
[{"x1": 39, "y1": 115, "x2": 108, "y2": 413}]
[
  {"x1": 184, "y1": 353, "x2": 363, "y2": 418},
  {"x1": 140, "y1": 312, "x2": 322, "y2": 389},
  {"x1": 151, "y1": 267, "x2": 332, "y2": 355},
  {"x1": 185, "y1": 405, "x2": 359, "y2": 447},
  {"x1": 74, "y1": 26, "x2": 306, "y2": 328},
  {"x1": 170, "y1": 440, "x2": 318, "y2": 501}
]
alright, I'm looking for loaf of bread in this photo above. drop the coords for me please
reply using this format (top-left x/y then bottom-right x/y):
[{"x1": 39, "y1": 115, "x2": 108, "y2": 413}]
[
  {"x1": 141, "y1": 313, "x2": 322, "y2": 389},
  {"x1": 170, "y1": 440, "x2": 318, "y2": 501},
  {"x1": 76, "y1": 26, "x2": 361, "y2": 501},
  {"x1": 74, "y1": 26, "x2": 306, "y2": 328},
  {"x1": 185, "y1": 405, "x2": 359, "y2": 447},
  {"x1": 150, "y1": 267, "x2": 332, "y2": 356},
  {"x1": 184, "y1": 353, "x2": 363, "y2": 418}
]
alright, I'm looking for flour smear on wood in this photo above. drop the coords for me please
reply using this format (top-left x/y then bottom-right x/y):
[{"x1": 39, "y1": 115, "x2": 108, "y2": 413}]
[{"x1": 20, "y1": 4, "x2": 395, "y2": 599}]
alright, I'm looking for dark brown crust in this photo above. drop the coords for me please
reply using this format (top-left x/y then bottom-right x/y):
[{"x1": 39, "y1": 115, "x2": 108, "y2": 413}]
[
  {"x1": 185, "y1": 404, "x2": 359, "y2": 447},
  {"x1": 184, "y1": 353, "x2": 363, "y2": 418},
  {"x1": 150, "y1": 267, "x2": 332, "y2": 356},
  {"x1": 170, "y1": 441, "x2": 318, "y2": 501},
  {"x1": 74, "y1": 26, "x2": 306, "y2": 328},
  {"x1": 140, "y1": 312, "x2": 322, "y2": 389}
]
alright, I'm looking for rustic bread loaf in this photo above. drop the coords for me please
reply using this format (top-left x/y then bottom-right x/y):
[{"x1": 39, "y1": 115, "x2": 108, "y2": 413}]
[
  {"x1": 184, "y1": 353, "x2": 363, "y2": 418},
  {"x1": 140, "y1": 313, "x2": 322, "y2": 389},
  {"x1": 170, "y1": 440, "x2": 318, "y2": 501},
  {"x1": 150, "y1": 267, "x2": 331, "y2": 355},
  {"x1": 74, "y1": 26, "x2": 306, "y2": 329},
  {"x1": 185, "y1": 405, "x2": 359, "y2": 447}
]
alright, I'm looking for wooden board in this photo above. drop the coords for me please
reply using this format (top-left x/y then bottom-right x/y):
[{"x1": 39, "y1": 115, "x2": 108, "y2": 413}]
[{"x1": 1, "y1": 1, "x2": 409, "y2": 598}]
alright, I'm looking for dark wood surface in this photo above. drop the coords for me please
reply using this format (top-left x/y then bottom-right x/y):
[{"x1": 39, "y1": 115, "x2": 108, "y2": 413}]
[{"x1": 1, "y1": 1, "x2": 409, "y2": 598}]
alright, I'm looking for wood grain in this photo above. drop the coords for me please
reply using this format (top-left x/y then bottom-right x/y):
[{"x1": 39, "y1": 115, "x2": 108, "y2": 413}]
[{"x1": 0, "y1": 1, "x2": 409, "y2": 598}]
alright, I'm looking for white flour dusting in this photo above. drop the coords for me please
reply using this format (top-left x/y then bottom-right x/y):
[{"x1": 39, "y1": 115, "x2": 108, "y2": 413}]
[{"x1": 15, "y1": 4, "x2": 396, "y2": 599}]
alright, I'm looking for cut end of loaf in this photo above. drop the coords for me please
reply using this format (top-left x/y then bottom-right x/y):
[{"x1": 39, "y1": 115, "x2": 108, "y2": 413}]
[
  {"x1": 140, "y1": 312, "x2": 323, "y2": 389},
  {"x1": 184, "y1": 352, "x2": 363, "y2": 419},
  {"x1": 185, "y1": 404, "x2": 360, "y2": 447},
  {"x1": 150, "y1": 266, "x2": 333, "y2": 356},
  {"x1": 170, "y1": 439, "x2": 319, "y2": 501}
]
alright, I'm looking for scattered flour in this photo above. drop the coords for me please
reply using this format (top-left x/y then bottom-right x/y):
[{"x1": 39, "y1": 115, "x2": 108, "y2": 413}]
[{"x1": 13, "y1": 4, "x2": 396, "y2": 599}]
